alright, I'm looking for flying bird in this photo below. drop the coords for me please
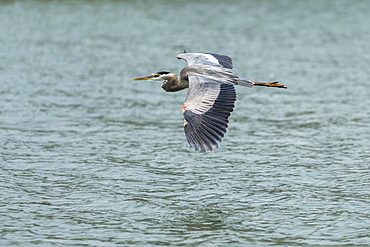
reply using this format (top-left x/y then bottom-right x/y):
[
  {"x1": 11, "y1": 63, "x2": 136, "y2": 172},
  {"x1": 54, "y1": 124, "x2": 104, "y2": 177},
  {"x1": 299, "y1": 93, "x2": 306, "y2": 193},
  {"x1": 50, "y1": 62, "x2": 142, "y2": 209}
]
[{"x1": 132, "y1": 52, "x2": 286, "y2": 152}]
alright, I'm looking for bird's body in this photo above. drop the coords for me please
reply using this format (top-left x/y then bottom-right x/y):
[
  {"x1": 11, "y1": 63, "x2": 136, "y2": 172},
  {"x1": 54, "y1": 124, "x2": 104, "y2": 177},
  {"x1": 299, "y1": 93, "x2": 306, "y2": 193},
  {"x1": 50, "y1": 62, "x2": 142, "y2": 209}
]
[{"x1": 132, "y1": 52, "x2": 286, "y2": 152}]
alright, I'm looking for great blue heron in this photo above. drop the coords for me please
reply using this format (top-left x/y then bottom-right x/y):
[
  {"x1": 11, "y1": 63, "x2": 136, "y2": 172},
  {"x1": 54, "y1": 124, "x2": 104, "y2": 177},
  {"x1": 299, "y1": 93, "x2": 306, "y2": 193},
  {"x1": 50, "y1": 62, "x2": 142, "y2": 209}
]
[{"x1": 132, "y1": 52, "x2": 286, "y2": 152}]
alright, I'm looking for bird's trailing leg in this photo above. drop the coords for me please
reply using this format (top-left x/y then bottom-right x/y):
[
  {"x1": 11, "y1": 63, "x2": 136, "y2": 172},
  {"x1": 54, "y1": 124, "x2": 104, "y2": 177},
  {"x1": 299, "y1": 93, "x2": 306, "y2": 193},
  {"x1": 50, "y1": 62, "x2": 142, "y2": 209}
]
[{"x1": 253, "y1": 80, "x2": 287, "y2": 89}]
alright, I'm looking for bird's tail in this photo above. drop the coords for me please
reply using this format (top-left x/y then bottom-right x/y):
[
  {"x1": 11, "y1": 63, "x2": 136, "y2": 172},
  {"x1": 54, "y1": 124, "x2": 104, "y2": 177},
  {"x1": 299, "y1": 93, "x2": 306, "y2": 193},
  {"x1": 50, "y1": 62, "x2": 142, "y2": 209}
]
[{"x1": 237, "y1": 78, "x2": 254, "y2": 88}]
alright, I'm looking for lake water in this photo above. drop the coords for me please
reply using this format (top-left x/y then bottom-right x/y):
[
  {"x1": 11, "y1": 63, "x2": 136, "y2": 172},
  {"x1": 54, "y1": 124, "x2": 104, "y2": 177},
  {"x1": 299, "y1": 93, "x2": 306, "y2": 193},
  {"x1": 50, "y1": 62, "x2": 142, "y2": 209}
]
[{"x1": 1, "y1": 0, "x2": 370, "y2": 246}]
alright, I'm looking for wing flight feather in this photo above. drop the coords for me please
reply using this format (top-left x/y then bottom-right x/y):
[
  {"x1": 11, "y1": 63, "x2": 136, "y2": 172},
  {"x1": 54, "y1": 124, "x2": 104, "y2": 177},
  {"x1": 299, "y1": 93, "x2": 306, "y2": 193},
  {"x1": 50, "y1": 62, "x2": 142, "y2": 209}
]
[
  {"x1": 182, "y1": 75, "x2": 236, "y2": 152},
  {"x1": 176, "y1": 52, "x2": 249, "y2": 152},
  {"x1": 176, "y1": 53, "x2": 233, "y2": 69}
]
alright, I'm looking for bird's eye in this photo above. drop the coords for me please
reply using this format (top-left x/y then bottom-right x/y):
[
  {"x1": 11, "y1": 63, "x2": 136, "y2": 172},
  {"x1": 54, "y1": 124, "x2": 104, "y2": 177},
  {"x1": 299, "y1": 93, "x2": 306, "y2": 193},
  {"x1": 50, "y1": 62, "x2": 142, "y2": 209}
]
[{"x1": 153, "y1": 74, "x2": 160, "y2": 77}]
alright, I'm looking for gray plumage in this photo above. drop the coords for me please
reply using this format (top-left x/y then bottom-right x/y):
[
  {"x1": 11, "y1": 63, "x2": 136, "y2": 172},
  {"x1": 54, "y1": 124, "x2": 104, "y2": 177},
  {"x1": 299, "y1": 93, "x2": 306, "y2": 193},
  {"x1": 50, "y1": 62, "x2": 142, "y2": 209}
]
[
  {"x1": 132, "y1": 52, "x2": 287, "y2": 152},
  {"x1": 177, "y1": 53, "x2": 252, "y2": 152}
]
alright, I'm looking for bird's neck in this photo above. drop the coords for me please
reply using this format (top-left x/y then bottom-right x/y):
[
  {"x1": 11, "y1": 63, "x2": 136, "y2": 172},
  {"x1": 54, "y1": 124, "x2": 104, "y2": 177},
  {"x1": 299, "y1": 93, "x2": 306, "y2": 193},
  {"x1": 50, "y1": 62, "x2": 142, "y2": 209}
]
[{"x1": 162, "y1": 74, "x2": 189, "y2": 92}]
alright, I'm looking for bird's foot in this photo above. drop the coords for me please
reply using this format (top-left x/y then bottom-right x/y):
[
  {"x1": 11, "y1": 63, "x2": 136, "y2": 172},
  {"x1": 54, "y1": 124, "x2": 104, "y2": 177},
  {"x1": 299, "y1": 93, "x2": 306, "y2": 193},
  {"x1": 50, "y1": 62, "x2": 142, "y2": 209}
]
[{"x1": 267, "y1": 81, "x2": 287, "y2": 89}]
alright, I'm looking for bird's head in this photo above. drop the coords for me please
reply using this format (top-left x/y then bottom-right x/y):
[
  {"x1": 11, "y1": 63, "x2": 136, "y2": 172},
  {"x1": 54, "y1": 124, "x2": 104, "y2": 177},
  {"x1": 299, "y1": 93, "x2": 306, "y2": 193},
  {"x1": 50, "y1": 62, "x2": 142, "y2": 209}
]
[
  {"x1": 132, "y1": 71, "x2": 173, "y2": 82},
  {"x1": 132, "y1": 71, "x2": 185, "y2": 92}
]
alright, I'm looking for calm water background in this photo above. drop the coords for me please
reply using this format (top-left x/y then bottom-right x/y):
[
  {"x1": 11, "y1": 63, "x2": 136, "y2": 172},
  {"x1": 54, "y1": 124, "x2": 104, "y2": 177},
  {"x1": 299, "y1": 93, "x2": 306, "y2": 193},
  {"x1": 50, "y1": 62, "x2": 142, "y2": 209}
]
[{"x1": 1, "y1": 0, "x2": 370, "y2": 246}]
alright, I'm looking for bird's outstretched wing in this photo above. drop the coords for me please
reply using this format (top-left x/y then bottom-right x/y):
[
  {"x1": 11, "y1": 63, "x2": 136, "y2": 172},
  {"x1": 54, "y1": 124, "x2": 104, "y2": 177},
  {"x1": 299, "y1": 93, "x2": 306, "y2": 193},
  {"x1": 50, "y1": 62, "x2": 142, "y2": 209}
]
[
  {"x1": 177, "y1": 53, "x2": 252, "y2": 152},
  {"x1": 176, "y1": 52, "x2": 233, "y2": 69},
  {"x1": 182, "y1": 75, "x2": 236, "y2": 152}
]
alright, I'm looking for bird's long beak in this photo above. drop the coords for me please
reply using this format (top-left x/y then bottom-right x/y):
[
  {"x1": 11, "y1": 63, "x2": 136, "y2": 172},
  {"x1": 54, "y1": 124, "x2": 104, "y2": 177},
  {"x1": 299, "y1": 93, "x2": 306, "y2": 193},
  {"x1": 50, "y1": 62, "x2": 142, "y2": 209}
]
[{"x1": 131, "y1": 74, "x2": 155, "y2": 81}]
